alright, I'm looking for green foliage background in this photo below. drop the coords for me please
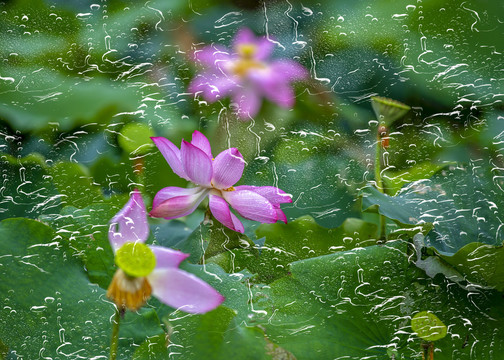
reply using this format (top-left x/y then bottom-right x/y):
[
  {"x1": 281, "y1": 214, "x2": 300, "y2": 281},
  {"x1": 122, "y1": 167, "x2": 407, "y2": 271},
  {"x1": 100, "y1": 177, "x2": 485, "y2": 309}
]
[{"x1": 0, "y1": 0, "x2": 503, "y2": 359}]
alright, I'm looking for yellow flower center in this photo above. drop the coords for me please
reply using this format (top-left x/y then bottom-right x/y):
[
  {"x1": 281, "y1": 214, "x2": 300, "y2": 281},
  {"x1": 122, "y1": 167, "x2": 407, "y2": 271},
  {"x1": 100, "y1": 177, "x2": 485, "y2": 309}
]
[
  {"x1": 232, "y1": 43, "x2": 266, "y2": 77},
  {"x1": 237, "y1": 43, "x2": 257, "y2": 58},
  {"x1": 115, "y1": 242, "x2": 156, "y2": 278},
  {"x1": 107, "y1": 269, "x2": 152, "y2": 311}
]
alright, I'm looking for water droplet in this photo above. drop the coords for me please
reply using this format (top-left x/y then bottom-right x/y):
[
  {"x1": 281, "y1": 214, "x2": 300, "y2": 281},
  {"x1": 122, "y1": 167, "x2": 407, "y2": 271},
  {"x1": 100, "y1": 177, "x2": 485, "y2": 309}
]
[
  {"x1": 76, "y1": 13, "x2": 92, "y2": 20},
  {"x1": 30, "y1": 305, "x2": 47, "y2": 312},
  {"x1": 392, "y1": 14, "x2": 408, "y2": 20},
  {"x1": 301, "y1": 6, "x2": 313, "y2": 16}
]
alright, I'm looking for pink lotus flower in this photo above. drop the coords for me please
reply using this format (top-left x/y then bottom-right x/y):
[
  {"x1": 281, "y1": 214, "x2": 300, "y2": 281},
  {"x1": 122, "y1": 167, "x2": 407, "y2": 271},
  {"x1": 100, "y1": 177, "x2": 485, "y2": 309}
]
[
  {"x1": 149, "y1": 131, "x2": 292, "y2": 233},
  {"x1": 189, "y1": 27, "x2": 308, "y2": 118},
  {"x1": 107, "y1": 190, "x2": 225, "y2": 314}
]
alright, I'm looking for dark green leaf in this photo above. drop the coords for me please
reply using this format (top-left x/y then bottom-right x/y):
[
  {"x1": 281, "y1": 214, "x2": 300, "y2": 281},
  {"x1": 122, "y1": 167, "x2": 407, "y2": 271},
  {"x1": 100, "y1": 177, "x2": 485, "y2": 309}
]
[
  {"x1": 174, "y1": 216, "x2": 257, "y2": 264},
  {"x1": 362, "y1": 164, "x2": 504, "y2": 255},
  {"x1": 0, "y1": 153, "x2": 60, "y2": 221},
  {"x1": 90, "y1": 154, "x2": 135, "y2": 194},
  {"x1": 49, "y1": 162, "x2": 103, "y2": 208},
  {"x1": 252, "y1": 215, "x2": 378, "y2": 282},
  {"x1": 262, "y1": 241, "x2": 504, "y2": 359},
  {"x1": 132, "y1": 334, "x2": 169, "y2": 360},
  {"x1": 157, "y1": 263, "x2": 272, "y2": 360},
  {"x1": 0, "y1": 218, "x2": 111, "y2": 357},
  {"x1": 0, "y1": 67, "x2": 140, "y2": 132},
  {"x1": 383, "y1": 161, "x2": 450, "y2": 196},
  {"x1": 43, "y1": 201, "x2": 127, "y2": 289},
  {"x1": 438, "y1": 242, "x2": 504, "y2": 292}
]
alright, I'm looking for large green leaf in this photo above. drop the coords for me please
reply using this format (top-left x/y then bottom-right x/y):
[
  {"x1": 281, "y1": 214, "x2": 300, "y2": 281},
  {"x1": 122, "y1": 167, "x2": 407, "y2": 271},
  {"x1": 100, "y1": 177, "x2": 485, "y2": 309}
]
[
  {"x1": 263, "y1": 242, "x2": 408, "y2": 358},
  {"x1": 0, "y1": 153, "x2": 60, "y2": 220},
  {"x1": 154, "y1": 263, "x2": 274, "y2": 360},
  {"x1": 261, "y1": 241, "x2": 504, "y2": 359},
  {"x1": 0, "y1": 217, "x2": 167, "y2": 357},
  {"x1": 166, "y1": 306, "x2": 270, "y2": 360},
  {"x1": 0, "y1": 218, "x2": 111, "y2": 357},
  {"x1": 0, "y1": 67, "x2": 140, "y2": 132},
  {"x1": 383, "y1": 161, "x2": 449, "y2": 196},
  {"x1": 362, "y1": 164, "x2": 504, "y2": 255},
  {"x1": 49, "y1": 162, "x2": 103, "y2": 208},
  {"x1": 174, "y1": 215, "x2": 258, "y2": 264},
  {"x1": 249, "y1": 215, "x2": 378, "y2": 283},
  {"x1": 43, "y1": 201, "x2": 128, "y2": 289},
  {"x1": 439, "y1": 242, "x2": 504, "y2": 292}
]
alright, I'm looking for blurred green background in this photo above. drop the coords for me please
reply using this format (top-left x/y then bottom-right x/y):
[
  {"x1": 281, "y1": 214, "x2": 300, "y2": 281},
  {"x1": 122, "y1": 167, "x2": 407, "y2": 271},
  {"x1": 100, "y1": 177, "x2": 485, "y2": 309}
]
[
  {"x1": 1, "y1": 0, "x2": 502, "y2": 228},
  {"x1": 1, "y1": 0, "x2": 503, "y2": 359}
]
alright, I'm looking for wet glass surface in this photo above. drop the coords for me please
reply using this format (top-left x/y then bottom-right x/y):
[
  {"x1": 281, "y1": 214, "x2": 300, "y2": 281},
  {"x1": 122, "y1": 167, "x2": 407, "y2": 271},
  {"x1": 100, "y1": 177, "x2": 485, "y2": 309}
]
[{"x1": 0, "y1": 0, "x2": 503, "y2": 358}]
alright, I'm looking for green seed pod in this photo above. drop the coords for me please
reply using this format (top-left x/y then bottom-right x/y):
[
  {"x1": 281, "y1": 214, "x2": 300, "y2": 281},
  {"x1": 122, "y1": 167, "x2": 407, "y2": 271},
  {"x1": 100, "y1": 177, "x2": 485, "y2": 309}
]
[{"x1": 411, "y1": 311, "x2": 447, "y2": 342}]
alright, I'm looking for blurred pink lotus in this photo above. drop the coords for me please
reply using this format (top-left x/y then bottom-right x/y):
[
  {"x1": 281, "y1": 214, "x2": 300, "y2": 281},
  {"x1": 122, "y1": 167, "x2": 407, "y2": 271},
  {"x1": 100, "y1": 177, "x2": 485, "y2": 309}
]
[{"x1": 189, "y1": 28, "x2": 308, "y2": 118}]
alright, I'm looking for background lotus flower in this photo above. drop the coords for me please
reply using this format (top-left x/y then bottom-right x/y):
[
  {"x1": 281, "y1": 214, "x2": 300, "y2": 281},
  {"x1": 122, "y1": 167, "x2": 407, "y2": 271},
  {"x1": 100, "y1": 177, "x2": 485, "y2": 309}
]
[
  {"x1": 107, "y1": 190, "x2": 225, "y2": 314},
  {"x1": 189, "y1": 27, "x2": 308, "y2": 118},
  {"x1": 150, "y1": 131, "x2": 292, "y2": 233}
]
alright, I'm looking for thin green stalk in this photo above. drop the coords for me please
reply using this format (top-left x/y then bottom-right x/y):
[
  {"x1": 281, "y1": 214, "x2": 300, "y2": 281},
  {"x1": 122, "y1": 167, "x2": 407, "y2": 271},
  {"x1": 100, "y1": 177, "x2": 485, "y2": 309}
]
[
  {"x1": 379, "y1": 213, "x2": 387, "y2": 241},
  {"x1": 374, "y1": 139, "x2": 383, "y2": 192},
  {"x1": 421, "y1": 342, "x2": 434, "y2": 360},
  {"x1": 197, "y1": 208, "x2": 214, "y2": 265},
  {"x1": 109, "y1": 308, "x2": 121, "y2": 360},
  {"x1": 375, "y1": 134, "x2": 387, "y2": 240}
]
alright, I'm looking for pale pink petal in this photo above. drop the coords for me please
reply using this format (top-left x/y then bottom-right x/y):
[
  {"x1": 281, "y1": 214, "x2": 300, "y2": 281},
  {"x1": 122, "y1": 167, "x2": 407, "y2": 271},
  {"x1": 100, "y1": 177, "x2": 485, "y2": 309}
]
[
  {"x1": 148, "y1": 268, "x2": 225, "y2": 314},
  {"x1": 194, "y1": 45, "x2": 231, "y2": 68},
  {"x1": 234, "y1": 185, "x2": 292, "y2": 205},
  {"x1": 250, "y1": 70, "x2": 295, "y2": 108},
  {"x1": 190, "y1": 130, "x2": 212, "y2": 158},
  {"x1": 276, "y1": 209, "x2": 288, "y2": 224},
  {"x1": 255, "y1": 38, "x2": 275, "y2": 60},
  {"x1": 151, "y1": 137, "x2": 189, "y2": 181},
  {"x1": 181, "y1": 140, "x2": 213, "y2": 187},
  {"x1": 222, "y1": 190, "x2": 277, "y2": 223},
  {"x1": 233, "y1": 186, "x2": 290, "y2": 223},
  {"x1": 151, "y1": 187, "x2": 199, "y2": 209},
  {"x1": 211, "y1": 148, "x2": 245, "y2": 189},
  {"x1": 150, "y1": 187, "x2": 209, "y2": 219},
  {"x1": 233, "y1": 28, "x2": 256, "y2": 49},
  {"x1": 150, "y1": 246, "x2": 189, "y2": 269},
  {"x1": 270, "y1": 60, "x2": 309, "y2": 81},
  {"x1": 267, "y1": 84, "x2": 295, "y2": 108},
  {"x1": 209, "y1": 194, "x2": 245, "y2": 233},
  {"x1": 188, "y1": 73, "x2": 236, "y2": 103},
  {"x1": 232, "y1": 87, "x2": 262, "y2": 119},
  {"x1": 108, "y1": 190, "x2": 149, "y2": 252}
]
